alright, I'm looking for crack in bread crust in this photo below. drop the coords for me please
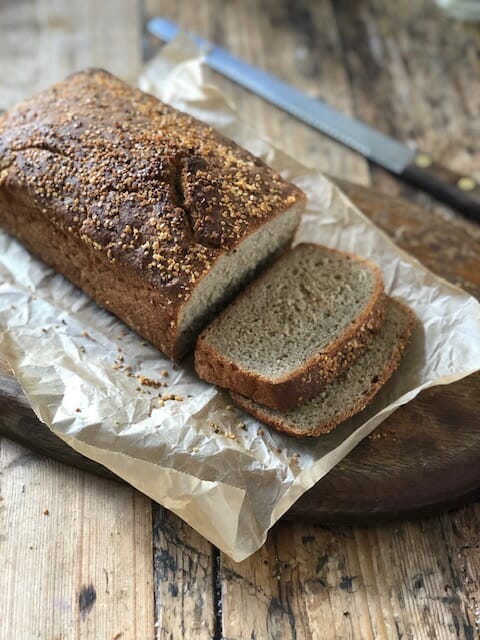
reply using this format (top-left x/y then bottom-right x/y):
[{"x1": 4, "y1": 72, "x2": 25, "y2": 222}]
[
  {"x1": 0, "y1": 69, "x2": 306, "y2": 359},
  {"x1": 0, "y1": 69, "x2": 305, "y2": 295}
]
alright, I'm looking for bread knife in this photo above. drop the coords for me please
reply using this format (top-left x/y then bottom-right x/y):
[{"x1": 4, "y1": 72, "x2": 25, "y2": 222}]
[{"x1": 148, "y1": 17, "x2": 480, "y2": 223}]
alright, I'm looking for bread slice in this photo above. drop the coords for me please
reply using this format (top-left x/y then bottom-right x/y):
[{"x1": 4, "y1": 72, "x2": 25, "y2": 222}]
[
  {"x1": 231, "y1": 297, "x2": 415, "y2": 437},
  {"x1": 195, "y1": 243, "x2": 386, "y2": 410}
]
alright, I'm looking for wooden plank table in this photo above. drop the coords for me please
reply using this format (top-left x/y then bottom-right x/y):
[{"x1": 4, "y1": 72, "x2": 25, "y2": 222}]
[{"x1": 1, "y1": 1, "x2": 479, "y2": 638}]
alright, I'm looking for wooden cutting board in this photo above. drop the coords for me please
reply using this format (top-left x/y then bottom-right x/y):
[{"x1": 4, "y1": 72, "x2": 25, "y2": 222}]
[{"x1": 1, "y1": 181, "x2": 479, "y2": 523}]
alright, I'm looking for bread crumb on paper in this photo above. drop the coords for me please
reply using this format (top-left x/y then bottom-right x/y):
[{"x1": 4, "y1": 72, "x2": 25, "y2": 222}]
[
  {"x1": 137, "y1": 374, "x2": 163, "y2": 389},
  {"x1": 162, "y1": 394, "x2": 184, "y2": 402}
]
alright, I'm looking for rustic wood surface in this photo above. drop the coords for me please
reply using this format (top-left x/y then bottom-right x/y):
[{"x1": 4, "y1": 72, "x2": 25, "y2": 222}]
[
  {"x1": 1, "y1": 1, "x2": 479, "y2": 639},
  {"x1": 1, "y1": 182, "x2": 480, "y2": 523}
]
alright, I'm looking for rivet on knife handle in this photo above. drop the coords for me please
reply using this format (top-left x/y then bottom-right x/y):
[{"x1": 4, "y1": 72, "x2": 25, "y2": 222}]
[{"x1": 401, "y1": 155, "x2": 480, "y2": 222}]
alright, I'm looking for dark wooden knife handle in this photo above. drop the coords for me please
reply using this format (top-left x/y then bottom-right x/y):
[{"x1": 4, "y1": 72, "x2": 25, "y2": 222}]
[{"x1": 401, "y1": 153, "x2": 480, "y2": 222}]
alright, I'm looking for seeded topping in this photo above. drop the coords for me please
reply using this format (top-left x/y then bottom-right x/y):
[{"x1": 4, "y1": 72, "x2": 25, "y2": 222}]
[{"x1": 0, "y1": 69, "x2": 303, "y2": 298}]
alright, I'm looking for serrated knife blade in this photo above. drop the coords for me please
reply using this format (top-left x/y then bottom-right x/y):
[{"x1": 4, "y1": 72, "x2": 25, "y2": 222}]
[{"x1": 149, "y1": 17, "x2": 413, "y2": 174}]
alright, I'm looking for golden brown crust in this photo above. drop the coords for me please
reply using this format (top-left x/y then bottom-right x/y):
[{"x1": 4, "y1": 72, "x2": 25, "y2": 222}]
[
  {"x1": 0, "y1": 69, "x2": 305, "y2": 360},
  {"x1": 230, "y1": 299, "x2": 416, "y2": 437},
  {"x1": 194, "y1": 245, "x2": 387, "y2": 409}
]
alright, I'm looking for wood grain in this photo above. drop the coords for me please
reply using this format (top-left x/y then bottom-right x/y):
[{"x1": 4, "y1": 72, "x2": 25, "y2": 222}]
[
  {"x1": 152, "y1": 508, "x2": 218, "y2": 639},
  {"x1": 221, "y1": 513, "x2": 480, "y2": 640},
  {"x1": 0, "y1": 440, "x2": 154, "y2": 639}
]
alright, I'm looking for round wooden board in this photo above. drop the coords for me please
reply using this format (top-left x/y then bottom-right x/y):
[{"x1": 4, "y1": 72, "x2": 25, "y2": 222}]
[{"x1": 1, "y1": 181, "x2": 479, "y2": 523}]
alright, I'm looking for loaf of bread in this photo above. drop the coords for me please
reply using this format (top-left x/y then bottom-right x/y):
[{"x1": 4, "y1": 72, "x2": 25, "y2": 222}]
[
  {"x1": 0, "y1": 69, "x2": 306, "y2": 360},
  {"x1": 195, "y1": 244, "x2": 386, "y2": 410}
]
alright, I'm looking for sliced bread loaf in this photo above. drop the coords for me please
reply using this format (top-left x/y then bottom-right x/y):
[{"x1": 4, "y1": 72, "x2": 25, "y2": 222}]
[
  {"x1": 195, "y1": 243, "x2": 386, "y2": 410},
  {"x1": 0, "y1": 69, "x2": 305, "y2": 362},
  {"x1": 231, "y1": 297, "x2": 415, "y2": 437}
]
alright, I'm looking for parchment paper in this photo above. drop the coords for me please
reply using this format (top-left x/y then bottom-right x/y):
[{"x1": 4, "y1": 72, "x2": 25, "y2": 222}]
[{"x1": 1, "y1": 38, "x2": 479, "y2": 561}]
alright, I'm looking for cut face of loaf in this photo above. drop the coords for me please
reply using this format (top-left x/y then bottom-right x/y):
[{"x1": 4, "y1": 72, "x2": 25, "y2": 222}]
[
  {"x1": 231, "y1": 297, "x2": 416, "y2": 437},
  {"x1": 176, "y1": 204, "x2": 302, "y2": 357},
  {"x1": 195, "y1": 243, "x2": 386, "y2": 410},
  {"x1": 0, "y1": 69, "x2": 306, "y2": 361}
]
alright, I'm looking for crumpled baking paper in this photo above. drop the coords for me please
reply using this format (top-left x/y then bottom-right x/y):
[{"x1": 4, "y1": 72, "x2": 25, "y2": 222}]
[{"x1": 1, "y1": 37, "x2": 479, "y2": 561}]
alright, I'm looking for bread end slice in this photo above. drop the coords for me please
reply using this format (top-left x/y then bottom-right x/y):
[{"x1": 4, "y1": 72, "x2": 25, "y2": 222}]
[
  {"x1": 230, "y1": 297, "x2": 416, "y2": 437},
  {"x1": 195, "y1": 243, "x2": 386, "y2": 409}
]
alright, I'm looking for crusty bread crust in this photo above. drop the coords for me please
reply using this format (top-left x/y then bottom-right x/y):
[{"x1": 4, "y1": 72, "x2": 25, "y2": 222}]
[
  {"x1": 195, "y1": 244, "x2": 387, "y2": 410},
  {"x1": 230, "y1": 298, "x2": 416, "y2": 437},
  {"x1": 0, "y1": 69, "x2": 305, "y2": 360}
]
